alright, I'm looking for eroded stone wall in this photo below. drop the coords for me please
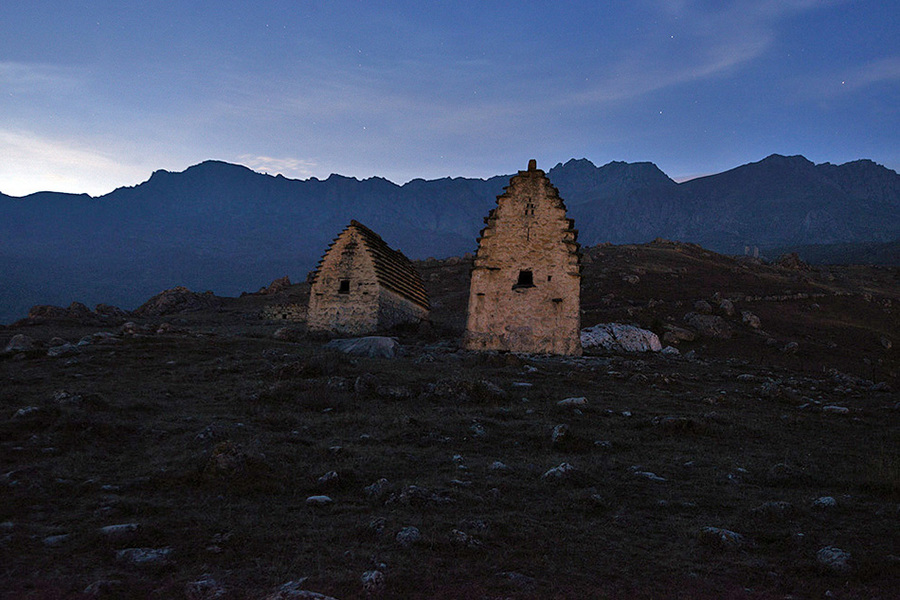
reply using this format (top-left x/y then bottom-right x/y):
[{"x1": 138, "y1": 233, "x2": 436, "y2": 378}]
[
  {"x1": 260, "y1": 303, "x2": 306, "y2": 322},
  {"x1": 464, "y1": 160, "x2": 581, "y2": 355}
]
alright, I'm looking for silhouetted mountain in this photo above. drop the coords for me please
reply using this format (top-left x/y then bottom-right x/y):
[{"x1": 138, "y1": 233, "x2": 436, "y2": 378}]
[{"x1": 1, "y1": 155, "x2": 897, "y2": 323}]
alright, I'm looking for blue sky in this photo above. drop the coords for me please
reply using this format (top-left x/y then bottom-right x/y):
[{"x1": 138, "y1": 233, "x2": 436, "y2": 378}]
[{"x1": 1, "y1": 0, "x2": 897, "y2": 196}]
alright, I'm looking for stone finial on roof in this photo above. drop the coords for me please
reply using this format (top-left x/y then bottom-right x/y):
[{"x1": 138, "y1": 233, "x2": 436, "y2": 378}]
[{"x1": 528, "y1": 159, "x2": 537, "y2": 171}]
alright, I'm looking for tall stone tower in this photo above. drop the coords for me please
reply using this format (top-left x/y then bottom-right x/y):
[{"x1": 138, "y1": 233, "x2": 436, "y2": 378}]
[{"x1": 463, "y1": 159, "x2": 581, "y2": 355}]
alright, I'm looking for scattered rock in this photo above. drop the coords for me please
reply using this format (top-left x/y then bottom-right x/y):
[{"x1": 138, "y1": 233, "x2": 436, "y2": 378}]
[
  {"x1": 581, "y1": 323, "x2": 662, "y2": 352},
  {"x1": 822, "y1": 405, "x2": 849, "y2": 414},
  {"x1": 3, "y1": 334, "x2": 35, "y2": 354},
  {"x1": 693, "y1": 300, "x2": 713, "y2": 314},
  {"x1": 99, "y1": 523, "x2": 140, "y2": 537},
  {"x1": 813, "y1": 496, "x2": 837, "y2": 508},
  {"x1": 816, "y1": 546, "x2": 851, "y2": 572},
  {"x1": 782, "y1": 341, "x2": 800, "y2": 354},
  {"x1": 718, "y1": 299, "x2": 735, "y2": 316},
  {"x1": 264, "y1": 580, "x2": 339, "y2": 600},
  {"x1": 557, "y1": 397, "x2": 587, "y2": 408},
  {"x1": 699, "y1": 527, "x2": 745, "y2": 548},
  {"x1": 631, "y1": 468, "x2": 666, "y2": 482},
  {"x1": 541, "y1": 462, "x2": 577, "y2": 481},
  {"x1": 741, "y1": 310, "x2": 762, "y2": 329},
  {"x1": 489, "y1": 461, "x2": 509, "y2": 471},
  {"x1": 365, "y1": 478, "x2": 390, "y2": 500},
  {"x1": 316, "y1": 471, "x2": 339, "y2": 488},
  {"x1": 750, "y1": 501, "x2": 794, "y2": 517},
  {"x1": 185, "y1": 574, "x2": 228, "y2": 600},
  {"x1": 360, "y1": 570, "x2": 385, "y2": 596},
  {"x1": 47, "y1": 342, "x2": 78, "y2": 358},
  {"x1": 469, "y1": 421, "x2": 487, "y2": 438},
  {"x1": 551, "y1": 424, "x2": 570, "y2": 447},
  {"x1": 306, "y1": 495, "x2": 333, "y2": 507},
  {"x1": 84, "y1": 580, "x2": 124, "y2": 598},
  {"x1": 450, "y1": 528, "x2": 483, "y2": 548},
  {"x1": 115, "y1": 546, "x2": 173, "y2": 566},
  {"x1": 683, "y1": 313, "x2": 732, "y2": 340},
  {"x1": 395, "y1": 526, "x2": 422, "y2": 548},
  {"x1": 325, "y1": 336, "x2": 401, "y2": 358},
  {"x1": 662, "y1": 324, "x2": 696, "y2": 344},
  {"x1": 12, "y1": 406, "x2": 40, "y2": 419},
  {"x1": 43, "y1": 534, "x2": 70, "y2": 546}
]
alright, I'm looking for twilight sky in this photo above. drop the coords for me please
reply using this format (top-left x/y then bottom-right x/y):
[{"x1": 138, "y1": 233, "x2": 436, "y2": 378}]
[{"x1": 1, "y1": 0, "x2": 897, "y2": 196}]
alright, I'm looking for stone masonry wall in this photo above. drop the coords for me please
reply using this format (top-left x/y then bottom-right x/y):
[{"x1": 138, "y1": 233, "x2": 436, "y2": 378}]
[
  {"x1": 260, "y1": 303, "x2": 307, "y2": 322},
  {"x1": 307, "y1": 229, "x2": 380, "y2": 335},
  {"x1": 464, "y1": 160, "x2": 581, "y2": 355}
]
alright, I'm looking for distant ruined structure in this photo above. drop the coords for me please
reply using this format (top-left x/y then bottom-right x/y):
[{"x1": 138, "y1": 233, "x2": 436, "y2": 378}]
[
  {"x1": 464, "y1": 159, "x2": 582, "y2": 355},
  {"x1": 307, "y1": 220, "x2": 430, "y2": 335}
]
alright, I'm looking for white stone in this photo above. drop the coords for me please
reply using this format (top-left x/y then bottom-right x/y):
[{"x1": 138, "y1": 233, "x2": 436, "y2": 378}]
[
  {"x1": 3, "y1": 334, "x2": 35, "y2": 353},
  {"x1": 489, "y1": 461, "x2": 509, "y2": 471},
  {"x1": 305, "y1": 495, "x2": 333, "y2": 506},
  {"x1": 99, "y1": 523, "x2": 139, "y2": 536},
  {"x1": 542, "y1": 462, "x2": 576, "y2": 480},
  {"x1": 822, "y1": 405, "x2": 849, "y2": 414},
  {"x1": 700, "y1": 527, "x2": 745, "y2": 548},
  {"x1": 580, "y1": 323, "x2": 662, "y2": 353},
  {"x1": 813, "y1": 496, "x2": 837, "y2": 508},
  {"x1": 557, "y1": 396, "x2": 587, "y2": 407}
]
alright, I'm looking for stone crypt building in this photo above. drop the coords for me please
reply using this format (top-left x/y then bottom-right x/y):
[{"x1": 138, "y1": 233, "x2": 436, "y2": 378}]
[
  {"x1": 307, "y1": 220, "x2": 430, "y2": 335},
  {"x1": 463, "y1": 159, "x2": 582, "y2": 355}
]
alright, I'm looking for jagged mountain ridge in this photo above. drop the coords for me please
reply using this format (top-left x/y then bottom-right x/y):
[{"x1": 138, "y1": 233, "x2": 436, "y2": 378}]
[{"x1": 1, "y1": 154, "x2": 898, "y2": 323}]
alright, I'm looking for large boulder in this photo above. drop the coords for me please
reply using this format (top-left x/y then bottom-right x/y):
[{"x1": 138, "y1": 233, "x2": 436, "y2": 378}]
[
  {"x1": 132, "y1": 286, "x2": 220, "y2": 316},
  {"x1": 4, "y1": 334, "x2": 36, "y2": 354},
  {"x1": 259, "y1": 276, "x2": 292, "y2": 295},
  {"x1": 581, "y1": 323, "x2": 662, "y2": 353},
  {"x1": 683, "y1": 312, "x2": 733, "y2": 340},
  {"x1": 325, "y1": 336, "x2": 402, "y2": 358}
]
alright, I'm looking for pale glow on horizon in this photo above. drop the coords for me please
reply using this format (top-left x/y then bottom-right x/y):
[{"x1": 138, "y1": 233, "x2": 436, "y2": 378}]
[{"x1": 0, "y1": 129, "x2": 149, "y2": 197}]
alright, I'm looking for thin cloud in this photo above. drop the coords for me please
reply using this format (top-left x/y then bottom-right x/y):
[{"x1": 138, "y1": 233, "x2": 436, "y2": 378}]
[
  {"x1": 0, "y1": 61, "x2": 84, "y2": 94},
  {"x1": 237, "y1": 155, "x2": 320, "y2": 179}
]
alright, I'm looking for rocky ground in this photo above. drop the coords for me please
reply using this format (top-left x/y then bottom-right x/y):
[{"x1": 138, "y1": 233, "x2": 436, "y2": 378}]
[{"x1": 1, "y1": 241, "x2": 898, "y2": 599}]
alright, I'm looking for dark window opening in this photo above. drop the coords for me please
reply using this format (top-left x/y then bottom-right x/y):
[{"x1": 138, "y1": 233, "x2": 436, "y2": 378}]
[
  {"x1": 338, "y1": 279, "x2": 350, "y2": 294},
  {"x1": 514, "y1": 270, "x2": 534, "y2": 288},
  {"x1": 547, "y1": 275, "x2": 552, "y2": 281},
  {"x1": 282, "y1": 314, "x2": 288, "y2": 319}
]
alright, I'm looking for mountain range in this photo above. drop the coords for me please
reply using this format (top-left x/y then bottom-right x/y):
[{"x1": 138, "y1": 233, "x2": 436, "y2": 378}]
[{"x1": 1, "y1": 154, "x2": 898, "y2": 323}]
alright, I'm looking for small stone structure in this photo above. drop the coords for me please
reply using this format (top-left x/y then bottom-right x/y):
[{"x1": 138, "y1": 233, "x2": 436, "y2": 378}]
[
  {"x1": 464, "y1": 159, "x2": 581, "y2": 355},
  {"x1": 260, "y1": 303, "x2": 307, "y2": 322},
  {"x1": 307, "y1": 220, "x2": 429, "y2": 335}
]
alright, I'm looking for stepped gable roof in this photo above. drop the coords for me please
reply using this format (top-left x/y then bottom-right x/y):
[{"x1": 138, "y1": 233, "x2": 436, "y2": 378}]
[{"x1": 313, "y1": 220, "x2": 430, "y2": 310}]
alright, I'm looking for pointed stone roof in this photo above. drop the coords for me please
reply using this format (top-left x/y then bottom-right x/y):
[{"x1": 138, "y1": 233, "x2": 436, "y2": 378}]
[{"x1": 313, "y1": 220, "x2": 430, "y2": 310}]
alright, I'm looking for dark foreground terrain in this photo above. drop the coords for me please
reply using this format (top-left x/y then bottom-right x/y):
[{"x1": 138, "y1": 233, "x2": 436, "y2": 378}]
[{"x1": 1, "y1": 241, "x2": 898, "y2": 599}]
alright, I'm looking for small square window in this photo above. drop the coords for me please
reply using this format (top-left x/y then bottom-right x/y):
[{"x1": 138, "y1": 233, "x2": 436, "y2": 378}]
[
  {"x1": 515, "y1": 270, "x2": 534, "y2": 287},
  {"x1": 338, "y1": 279, "x2": 350, "y2": 294}
]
